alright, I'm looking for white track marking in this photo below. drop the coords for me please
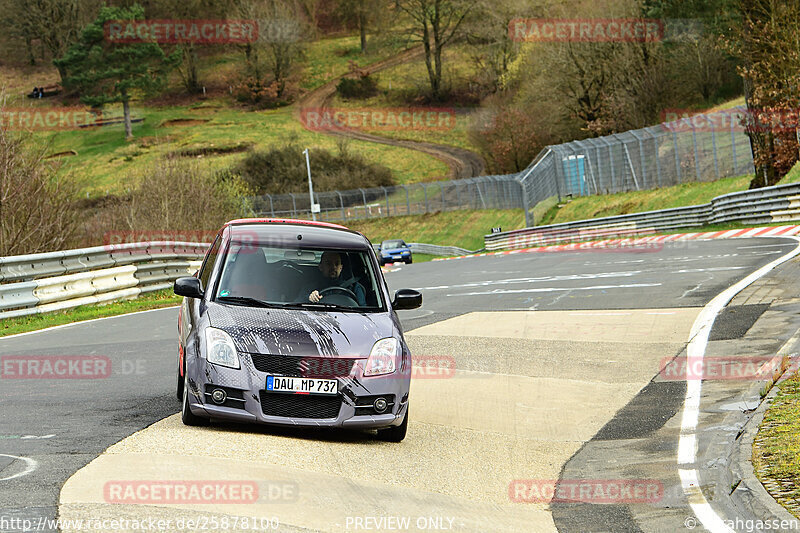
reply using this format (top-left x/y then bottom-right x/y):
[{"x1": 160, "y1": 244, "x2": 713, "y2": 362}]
[
  {"x1": 737, "y1": 244, "x2": 795, "y2": 250},
  {"x1": 678, "y1": 236, "x2": 800, "y2": 533},
  {"x1": 0, "y1": 454, "x2": 38, "y2": 481},
  {"x1": 452, "y1": 283, "x2": 661, "y2": 296}
]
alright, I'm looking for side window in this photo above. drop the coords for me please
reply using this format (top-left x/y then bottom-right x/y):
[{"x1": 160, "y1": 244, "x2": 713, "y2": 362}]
[{"x1": 199, "y1": 236, "x2": 222, "y2": 292}]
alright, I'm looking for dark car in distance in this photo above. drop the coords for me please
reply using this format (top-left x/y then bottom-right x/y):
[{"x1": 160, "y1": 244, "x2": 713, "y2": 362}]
[
  {"x1": 174, "y1": 218, "x2": 422, "y2": 442},
  {"x1": 379, "y1": 239, "x2": 412, "y2": 265}
]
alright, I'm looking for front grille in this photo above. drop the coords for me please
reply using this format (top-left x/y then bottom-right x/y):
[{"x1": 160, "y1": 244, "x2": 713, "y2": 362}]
[
  {"x1": 249, "y1": 354, "x2": 355, "y2": 378},
  {"x1": 259, "y1": 391, "x2": 342, "y2": 419}
]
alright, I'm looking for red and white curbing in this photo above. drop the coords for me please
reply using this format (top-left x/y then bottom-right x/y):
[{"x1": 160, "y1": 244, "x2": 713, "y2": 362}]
[{"x1": 434, "y1": 225, "x2": 800, "y2": 261}]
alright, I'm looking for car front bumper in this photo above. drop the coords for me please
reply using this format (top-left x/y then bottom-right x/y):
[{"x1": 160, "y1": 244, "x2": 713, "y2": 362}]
[{"x1": 185, "y1": 352, "x2": 410, "y2": 429}]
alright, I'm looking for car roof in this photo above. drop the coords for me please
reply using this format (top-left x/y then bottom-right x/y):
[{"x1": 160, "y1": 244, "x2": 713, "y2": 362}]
[{"x1": 224, "y1": 218, "x2": 371, "y2": 250}]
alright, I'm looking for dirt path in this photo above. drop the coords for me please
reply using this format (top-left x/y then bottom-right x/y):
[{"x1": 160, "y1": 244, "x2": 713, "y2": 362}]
[{"x1": 295, "y1": 47, "x2": 486, "y2": 180}]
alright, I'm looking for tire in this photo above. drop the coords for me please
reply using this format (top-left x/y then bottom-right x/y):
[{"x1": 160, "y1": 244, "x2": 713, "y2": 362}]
[
  {"x1": 377, "y1": 407, "x2": 408, "y2": 442},
  {"x1": 405, "y1": 257, "x2": 413, "y2": 264},
  {"x1": 181, "y1": 370, "x2": 209, "y2": 426}
]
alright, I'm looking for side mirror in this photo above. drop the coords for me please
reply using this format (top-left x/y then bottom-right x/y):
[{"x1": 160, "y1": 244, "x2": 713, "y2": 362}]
[
  {"x1": 392, "y1": 289, "x2": 422, "y2": 310},
  {"x1": 174, "y1": 277, "x2": 204, "y2": 299}
]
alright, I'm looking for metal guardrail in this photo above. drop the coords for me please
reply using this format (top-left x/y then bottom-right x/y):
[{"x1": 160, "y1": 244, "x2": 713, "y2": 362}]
[
  {"x1": 485, "y1": 182, "x2": 800, "y2": 250},
  {"x1": 1, "y1": 240, "x2": 470, "y2": 318},
  {"x1": 0, "y1": 241, "x2": 209, "y2": 283},
  {"x1": 0, "y1": 242, "x2": 208, "y2": 319}
]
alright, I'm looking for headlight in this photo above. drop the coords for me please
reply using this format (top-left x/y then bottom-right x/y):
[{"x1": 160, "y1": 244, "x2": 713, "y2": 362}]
[
  {"x1": 205, "y1": 327, "x2": 240, "y2": 369},
  {"x1": 364, "y1": 338, "x2": 399, "y2": 376}
]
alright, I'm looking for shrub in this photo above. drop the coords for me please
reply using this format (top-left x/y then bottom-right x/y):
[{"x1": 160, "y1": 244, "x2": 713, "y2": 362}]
[
  {"x1": 0, "y1": 130, "x2": 80, "y2": 256},
  {"x1": 233, "y1": 141, "x2": 393, "y2": 195},
  {"x1": 336, "y1": 74, "x2": 378, "y2": 99}
]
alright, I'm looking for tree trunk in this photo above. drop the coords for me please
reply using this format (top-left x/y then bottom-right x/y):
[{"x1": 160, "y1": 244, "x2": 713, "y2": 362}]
[
  {"x1": 122, "y1": 96, "x2": 133, "y2": 141},
  {"x1": 184, "y1": 45, "x2": 201, "y2": 93},
  {"x1": 359, "y1": 9, "x2": 367, "y2": 53}
]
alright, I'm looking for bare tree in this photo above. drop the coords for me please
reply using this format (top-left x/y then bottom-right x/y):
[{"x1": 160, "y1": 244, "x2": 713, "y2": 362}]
[{"x1": 396, "y1": 0, "x2": 478, "y2": 100}]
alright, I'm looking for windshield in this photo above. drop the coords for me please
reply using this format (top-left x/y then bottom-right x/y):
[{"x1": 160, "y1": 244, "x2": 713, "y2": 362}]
[
  {"x1": 214, "y1": 242, "x2": 384, "y2": 312},
  {"x1": 381, "y1": 240, "x2": 406, "y2": 249}
]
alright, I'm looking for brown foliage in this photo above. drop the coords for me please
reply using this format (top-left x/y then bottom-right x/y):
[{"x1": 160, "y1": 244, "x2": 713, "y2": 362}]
[{"x1": 0, "y1": 130, "x2": 80, "y2": 256}]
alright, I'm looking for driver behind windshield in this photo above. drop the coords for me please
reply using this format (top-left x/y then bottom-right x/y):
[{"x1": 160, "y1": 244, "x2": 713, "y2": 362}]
[{"x1": 301, "y1": 251, "x2": 366, "y2": 306}]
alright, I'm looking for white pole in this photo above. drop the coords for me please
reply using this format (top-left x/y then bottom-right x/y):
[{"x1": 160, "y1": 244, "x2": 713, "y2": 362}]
[{"x1": 303, "y1": 148, "x2": 316, "y2": 221}]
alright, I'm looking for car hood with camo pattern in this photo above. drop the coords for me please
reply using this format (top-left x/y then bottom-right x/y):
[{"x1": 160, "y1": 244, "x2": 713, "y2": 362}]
[{"x1": 207, "y1": 302, "x2": 397, "y2": 357}]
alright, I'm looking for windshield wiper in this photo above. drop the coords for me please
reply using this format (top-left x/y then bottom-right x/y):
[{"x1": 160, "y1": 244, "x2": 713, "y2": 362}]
[{"x1": 216, "y1": 296, "x2": 277, "y2": 308}]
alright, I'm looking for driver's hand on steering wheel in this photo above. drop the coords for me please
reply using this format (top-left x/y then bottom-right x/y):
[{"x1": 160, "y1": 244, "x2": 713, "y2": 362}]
[{"x1": 309, "y1": 290, "x2": 322, "y2": 303}]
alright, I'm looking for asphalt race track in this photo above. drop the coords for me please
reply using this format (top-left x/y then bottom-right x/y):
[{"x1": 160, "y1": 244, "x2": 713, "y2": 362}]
[{"x1": 2, "y1": 237, "x2": 800, "y2": 532}]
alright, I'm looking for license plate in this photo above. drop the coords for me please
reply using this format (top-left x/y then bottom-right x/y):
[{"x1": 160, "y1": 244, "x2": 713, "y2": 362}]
[{"x1": 266, "y1": 375, "x2": 338, "y2": 395}]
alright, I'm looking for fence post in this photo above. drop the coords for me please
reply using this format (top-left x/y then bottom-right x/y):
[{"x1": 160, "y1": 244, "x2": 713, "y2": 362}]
[
  {"x1": 289, "y1": 193, "x2": 297, "y2": 218},
  {"x1": 607, "y1": 142, "x2": 616, "y2": 192},
  {"x1": 691, "y1": 123, "x2": 701, "y2": 180},
  {"x1": 711, "y1": 125, "x2": 719, "y2": 178},
  {"x1": 440, "y1": 182, "x2": 446, "y2": 210},
  {"x1": 422, "y1": 183, "x2": 429, "y2": 212},
  {"x1": 520, "y1": 180, "x2": 532, "y2": 227},
  {"x1": 401, "y1": 185, "x2": 410, "y2": 214},
  {"x1": 672, "y1": 130, "x2": 681, "y2": 183},
  {"x1": 650, "y1": 131, "x2": 662, "y2": 187},
  {"x1": 336, "y1": 191, "x2": 345, "y2": 221},
  {"x1": 359, "y1": 188, "x2": 368, "y2": 218},
  {"x1": 730, "y1": 117, "x2": 738, "y2": 175},
  {"x1": 267, "y1": 194, "x2": 275, "y2": 217},
  {"x1": 637, "y1": 136, "x2": 647, "y2": 188},
  {"x1": 384, "y1": 187, "x2": 390, "y2": 217}
]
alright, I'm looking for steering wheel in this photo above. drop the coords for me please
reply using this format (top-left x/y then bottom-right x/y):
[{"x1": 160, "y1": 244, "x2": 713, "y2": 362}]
[{"x1": 318, "y1": 286, "x2": 358, "y2": 301}]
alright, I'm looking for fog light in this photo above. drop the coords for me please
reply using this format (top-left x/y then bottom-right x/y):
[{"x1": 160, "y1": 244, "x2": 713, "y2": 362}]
[
  {"x1": 373, "y1": 397, "x2": 388, "y2": 413},
  {"x1": 211, "y1": 389, "x2": 227, "y2": 404}
]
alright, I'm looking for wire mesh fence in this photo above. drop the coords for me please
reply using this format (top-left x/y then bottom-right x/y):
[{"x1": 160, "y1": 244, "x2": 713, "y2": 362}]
[
  {"x1": 248, "y1": 107, "x2": 756, "y2": 226},
  {"x1": 249, "y1": 175, "x2": 525, "y2": 222}
]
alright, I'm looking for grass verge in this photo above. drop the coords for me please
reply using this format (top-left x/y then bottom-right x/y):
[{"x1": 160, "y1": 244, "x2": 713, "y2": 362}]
[
  {"x1": 753, "y1": 370, "x2": 800, "y2": 518},
  {"x1": 0, "y1": 289, "x2": 181, "y2": 338},
  {"x1": 538, "y1": 175, "x2": 752, "y2": 226}
]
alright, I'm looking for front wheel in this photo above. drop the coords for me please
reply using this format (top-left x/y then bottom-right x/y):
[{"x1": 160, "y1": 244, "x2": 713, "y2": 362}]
[
  {"x1": 377, "y1": 407, "x2": 408, "y2": 442},
  {"x1": 405, "y1": 257, "x2": 413, "y2": 264},
  {"x1": 181, "y1": 371, "x2": 209, "y2": 426}
]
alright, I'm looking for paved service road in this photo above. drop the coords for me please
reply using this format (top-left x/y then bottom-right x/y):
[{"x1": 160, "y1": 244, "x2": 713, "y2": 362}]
[{"x1": 1, "y1": 237, "x2": 798, "y2": 532}]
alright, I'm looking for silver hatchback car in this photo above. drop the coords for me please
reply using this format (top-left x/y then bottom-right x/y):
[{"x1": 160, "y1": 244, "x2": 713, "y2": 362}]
[{"x1": 174, "y1": 218, "x2": 422, "y2": 441}]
